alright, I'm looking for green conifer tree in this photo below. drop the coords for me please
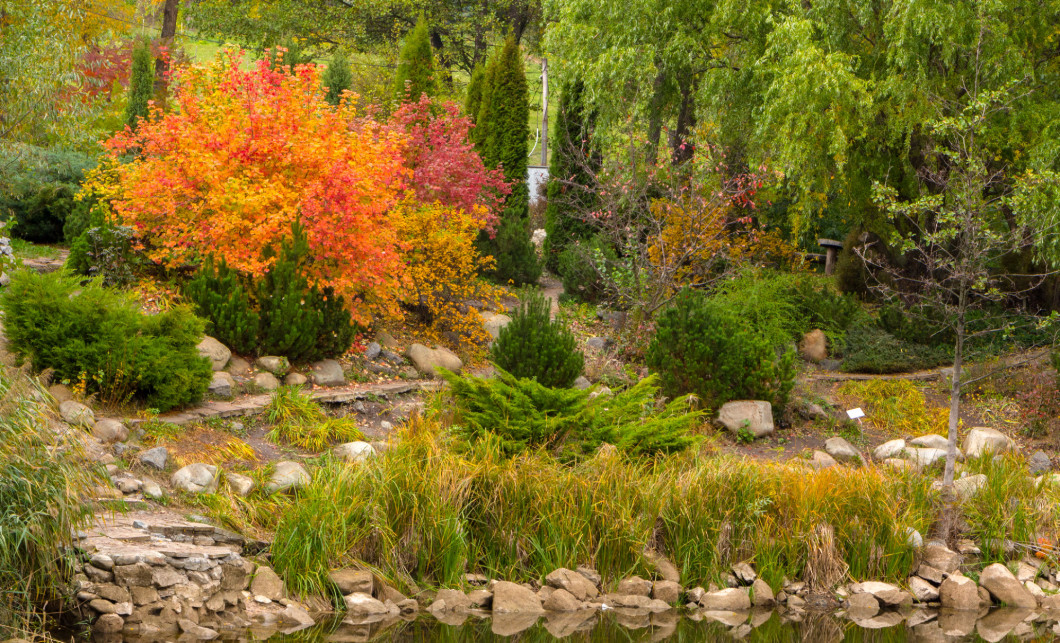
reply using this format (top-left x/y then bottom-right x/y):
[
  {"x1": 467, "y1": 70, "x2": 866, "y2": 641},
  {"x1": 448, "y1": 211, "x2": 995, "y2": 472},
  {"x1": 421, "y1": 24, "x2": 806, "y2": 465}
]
[
  {"x1": 464, "y1": 64, "x2": 485, "y2": 126},
  {"x1": 124, "y1": 41, "x2": 155, "y2": 130},
  {"x1": 543, "y1": 80, "x2": 600, "y2": 272},
  {"x1": 322, "y1": 52, "x2": 353, "y2": 105},
  {"x1": 393, "y1": 14, "x2": 437, "y2": 102},
  {"x1": 476, "y1": 35, "x2": 540, "y2": 285}
]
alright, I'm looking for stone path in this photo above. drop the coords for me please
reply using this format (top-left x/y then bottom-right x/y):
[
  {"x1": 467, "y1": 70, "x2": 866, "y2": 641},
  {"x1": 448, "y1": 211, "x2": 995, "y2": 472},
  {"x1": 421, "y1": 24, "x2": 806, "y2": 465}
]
[{"x1": 127, "y1": 380, "x2": 440, "y2": 427}]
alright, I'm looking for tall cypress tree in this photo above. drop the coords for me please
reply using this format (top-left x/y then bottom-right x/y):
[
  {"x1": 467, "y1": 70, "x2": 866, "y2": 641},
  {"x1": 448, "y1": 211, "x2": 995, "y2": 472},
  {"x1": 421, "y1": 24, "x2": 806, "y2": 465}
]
[
  {"x1": 394, "y1": 14, "x2": 437, "y2": 102},
  {"x1": 543, "y1": 80, "x2": 600, "y2": 272},
  {"x1": 476, "y1": 35, "x2": 540, "y2": 286},
  {"x1": 125, "y1": 41, "x2": 155, "y2": 130},
  {"x1": 323, "y1": 52, "x2": 353, "y2": 105},
  {"x1": 464, "y1": 64, "x2": 485, "y2": 125}
]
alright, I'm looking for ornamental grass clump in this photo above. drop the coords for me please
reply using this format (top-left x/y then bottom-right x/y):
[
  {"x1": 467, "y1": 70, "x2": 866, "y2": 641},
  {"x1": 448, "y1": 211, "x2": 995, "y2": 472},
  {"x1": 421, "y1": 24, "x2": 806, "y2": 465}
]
[
  {"x1": 269, "y1": 418, "x2": 940, "y2": 599},
  {"x1": 264, "y1": 386, "x2": 363, "y2": 452},
  {"x1": 489, "y1": 292, "x2": 584, "y2": 388},
  {"x1": 0, "y1": 368, "x2": 99, "y2": 636}
]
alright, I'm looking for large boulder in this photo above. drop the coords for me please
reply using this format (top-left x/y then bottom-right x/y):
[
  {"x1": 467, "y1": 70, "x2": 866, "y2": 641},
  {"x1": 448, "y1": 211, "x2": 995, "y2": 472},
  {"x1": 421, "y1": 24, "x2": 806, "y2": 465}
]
[
  {"x1": 329, "y1": 570, "x2": 373, "y2": 595},
  {"x1": 979, "y1": 563, "x2": 1037, "y2": 608},
  {"x1": 266, "y1": 461, "x2": 310, "y2": 493},
  {"x1": 197, "y1": 336, "x2": 231, "y2": 371},
  {"x1": 909, "y1": 434, "x2": 951, "y2": 451},
  {"x1": 171, "y1": 463, "x2": 219, "y2": 494},
  {"x1": 256, "y1": 356, "x2": 290, "y2": 376},
  {"x1": 939, "y1": 574, "x2": 979, "y2": 611},
  {"x1": 92, "y1": 419, "x2": 128, "y2": 444},
  {"x1": 824, "y1": 436, "x2": 862, "y2": 463},
  {"x1": 874, "y1": 439, "x2": 906, "y2": 460},
  {"x1": 750, "y1": 579, "x2": 774, "y2": 607},
  {"x1": 309, "y1": 359, "x2": 345, "y2": 387},
  {"x1": 964, "y1": 428, "x2": 1016, "y2": 459},
  {"x1": 716, "y1": 401, "x2": 774, "y2": 439},
  {"x1": 904, "y1": 447, "x2": 948, "y2": 469},
  {"x1": 922, "y1": 542, "x2": 962, "y2": 574},
  {"x1": 333, "y1": 441, "x2": 376, "y2": 463},
  {"x1": 250, "y1": 566, "x2": 285, "y2": 600},
  {"x1": 60, "y1": 400, "x2": 95, "y2": 428},
  {"x1": 406, "y1": 344, "x2": 463, "y2": 377},
  {"x1": 545, "y1": 568, "x2": 599, "y2": 601},
  {"x1": 799, "y1": 329, "x2": 827, "y2": 362},
  {"x1": 481, "y1": 313, "x2": 512, "y2": 341},
  {"x1": 492, "y1": 581, "x2": 544, "y2": 614}
]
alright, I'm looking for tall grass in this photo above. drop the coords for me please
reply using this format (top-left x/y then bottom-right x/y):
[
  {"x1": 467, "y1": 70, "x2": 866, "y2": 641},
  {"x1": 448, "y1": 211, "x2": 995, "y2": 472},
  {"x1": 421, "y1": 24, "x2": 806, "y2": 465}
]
[
  {"x1": 270, "y1": 417, "x2": 938, "y2": 598},
  {"x1": 264, "y1": 387, "x2": 364, "y2": 452},
  {"x1": 0, "y1": 367, "x2": 100, "y2": 637}
]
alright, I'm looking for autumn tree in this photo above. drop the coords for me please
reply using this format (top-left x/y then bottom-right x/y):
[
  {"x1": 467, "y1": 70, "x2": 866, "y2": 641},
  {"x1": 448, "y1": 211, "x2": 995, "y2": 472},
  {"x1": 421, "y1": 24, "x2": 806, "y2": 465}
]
[
  {"x1": 94, "y1": 51, "x2": 408, "y2": 325},
  {"x1": 475, "y1": 35, "x2": 539, "y2": 285},
  {"x1": 124, "y1": 41, "x2": 154, "y2": 130},
  {"x1": 322, "y1": 52, "x2": 352, "y2": 105},
  {"x1": 394, "y1": 14, "x2": 436, "y2": 102}
]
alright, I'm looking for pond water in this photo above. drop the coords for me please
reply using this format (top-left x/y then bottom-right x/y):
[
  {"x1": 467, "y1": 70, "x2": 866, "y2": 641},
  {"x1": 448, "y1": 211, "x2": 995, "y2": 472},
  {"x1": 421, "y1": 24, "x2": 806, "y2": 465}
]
[{"x1": 105, "y1": 608, "x2": 1060, "y2": 642}]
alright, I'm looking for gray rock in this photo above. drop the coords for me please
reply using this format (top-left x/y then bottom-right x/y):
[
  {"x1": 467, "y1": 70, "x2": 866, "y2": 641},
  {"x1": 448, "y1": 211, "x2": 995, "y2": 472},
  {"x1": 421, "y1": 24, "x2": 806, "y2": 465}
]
[
  {"x1": 60, "y1": 400, "x2": 94, "y2": 427},
  {"x1": 284, "y1": 372, "x2": 307, "y2": 387},
  {"x1": 908, "y1": 576, "x2": 939, "y2": 602},
  {"x1": 364, "y1": 342, "x2": 382, "y2": 361},
  {"x1": 344, "y1": 592, "x2": 391, "y2": 617},
  {"x1": 333, "y1": 441, "x2": 376, "y2": 463},
  {"x1": 92, "y1": 418, "x2": 128, "y2": 444},
  {"x1": 171, "y1": 463, "x2": 219, "y2": 494},
  {"x1": 329, "y1": 569, "x2": 373, "y2": 595},
  {"x1": 909, "y1": 434, "x2": 950, "y2": 451},
  {"x1": 139, "y1": 447, "x2": 168, "y2": 470},
  {"x1": 808, "y1": 450, "x2": 838, "y2": 470},
  {"x1": 208, "y1": 371, "x2": 234, "y2": 398},
  {"x1": 481, "y1": 313, "x2": 512, "y2": 341},
  {"x1": 226, "y1": 356, "x2": 252, "y2": 376},
  {"x1": 716, "y1": 400, "x2": 774, "y2": 438},
  {"x1": 851, "y1": 581, "x2": 912, "y2": 608},
  {"x1": 939, "y1": 574, "x2": 979, "y2": 611},
  {"x1": 953, "y1": 473, "x2": 988, "y2": 500},
  {"x1": 904, "y1": 447, "x2": 948, "y2": 469},
  {"x1": 545, "y1": 568, "x2": 599, "y2": 601},
  {"x1": 197, "y1": 336, "x2": 231, "y2": 371},
  {"x1": 406, "y1": 343, "x2": 463, "y2": 377},
  {"x1": 751, "y1": 578, "x2": 774, "y2": 606},
  {"x1": 698, "y1": 588, "x2": 750, "y2": 611},
  {"x1": 846, "y1": 592, "x2": 880, "y2": 617},
  {"x1": 824, "y1": 436, "x2": 862, "y2": 463},
  {"x1": 652, "y1": 580, "x2": 682, "y2": 604},
  {"x1": 141, "y1": 480, "x2": 164, "y2": 500},
  {"x1": 874, "y1": 439, "x2": 906, "y2": 460},
  {"x1": 616, "y1": 576, "x2": 652, "y2": 596},
  {"x1": 178, "y1": 618, "x2": 219, "y2": 640},
  {"x1": 1029, "y1": 450, "x2": 1052, "y2": 475},
  {"x1": 492, "y1": 580, "x2": 545, "y2": 614},
  {"x1": 255, "y1": 356, "x2": 290, "y2": 375},
  {"x1": 731, "y1": 562, "x2": 756, "y2": 584},
  {"x1": 572, "y1": 376, "x2": 591, "y2": 390},
  {"x1": 309, "y1": 359, "x2": 345, "y2": 387},
  {"x1": 979, "y1": 563, "x2": 1037, "y2": 608},
  {"x1": 282, "y1": 603, "x2": 316, "y2": 629},
  {"x1": 253, "y1": 372, "x2": 280, "y2": 392},
  {"x1": 226, "y1": 473, "x2": 254, "y2": 497},
  {"x1": 93, "y1": 613, "x2": 124, "y2": 634},
  {"x1": 963, "y1": 427, "x2": 1016, "y2": 459},
  {"x1": 266, "y1": 461, "x2": 310, "y2": 493},
  {"x1": 542, "y1": 588, "x2": 583, "y2": 612},
  {"x1": 250, "y1": 566, "x2": 285, "y2": 600},
  {"x1": 380, "y1": 349, "x2": 405, "y2": 365},
  {"x1": 0, "y1": 273, "x2": 9, "y2": 287},
  {"x1": 585, "y1": 337, "x2": 612, "y2": 351},
  {"x1": 922, "y1": 542, "x2": 962, "y2": 573},
  {"x1": 906, "y1": 527, "x2": 923, "y2": 548},
  {"x1": 432, "y1": 588, "x2": 472, "y2": 612}
]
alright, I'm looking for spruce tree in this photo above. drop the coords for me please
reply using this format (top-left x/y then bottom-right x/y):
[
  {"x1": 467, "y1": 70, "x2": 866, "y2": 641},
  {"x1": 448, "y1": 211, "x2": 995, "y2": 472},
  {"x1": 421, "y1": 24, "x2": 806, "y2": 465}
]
[
  {"x1": 543, "y1": 80, "x2": 600, "y2": 272},
  {"x1": 464, "y1": 64, "x2": 485, "y2": 126},
  {"x1": 476, "y1": 35, "x2": 540, "y2": 285},
  {"x1": 394, "y1": 14, "x2": 437, "y2": 102},
  {"x1": 322, "y1": 52, "x2": 353, "y2": 105},
  {"x1": 125, "y1": 41, "x2": 155, "y2": 130}
]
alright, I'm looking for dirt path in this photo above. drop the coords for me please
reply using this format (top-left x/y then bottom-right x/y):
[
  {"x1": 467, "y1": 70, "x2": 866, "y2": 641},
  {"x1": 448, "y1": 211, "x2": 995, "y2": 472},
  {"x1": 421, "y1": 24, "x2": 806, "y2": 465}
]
[{"x1": 540, "y1": 274, "x2": 563, "y2": 318}]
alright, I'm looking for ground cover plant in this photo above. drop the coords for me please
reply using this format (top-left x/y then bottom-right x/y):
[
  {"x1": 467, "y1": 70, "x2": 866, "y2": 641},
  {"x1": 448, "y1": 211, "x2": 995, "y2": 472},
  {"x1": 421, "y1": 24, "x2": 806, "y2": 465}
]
[{"x1": 1, "y1": 271, "x2": 211, "y2": 411}]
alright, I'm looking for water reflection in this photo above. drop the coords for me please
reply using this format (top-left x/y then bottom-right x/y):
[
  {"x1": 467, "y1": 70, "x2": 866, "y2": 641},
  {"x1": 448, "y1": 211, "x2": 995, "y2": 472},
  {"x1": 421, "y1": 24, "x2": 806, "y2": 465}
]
[{"x1": 175, "y1": 607, "x2": 1058, "y2": 642}]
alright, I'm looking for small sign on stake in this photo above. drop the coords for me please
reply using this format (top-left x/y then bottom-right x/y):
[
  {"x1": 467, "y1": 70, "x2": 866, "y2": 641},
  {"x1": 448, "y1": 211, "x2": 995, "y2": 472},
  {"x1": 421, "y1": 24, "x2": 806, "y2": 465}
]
[{"x1": 847, "y1": 407, "x2": 866, "y2": 436}]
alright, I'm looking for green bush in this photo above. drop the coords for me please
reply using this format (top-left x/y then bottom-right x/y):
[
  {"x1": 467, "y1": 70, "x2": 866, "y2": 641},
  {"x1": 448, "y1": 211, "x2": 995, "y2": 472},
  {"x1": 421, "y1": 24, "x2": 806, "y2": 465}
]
[
  {"x1": 839, "y1": 320, "x2": 952, "y2": 374},
  {"x1": 790, "y1": 278, "x2": 863, "y2": 335},
  {"x1": 835, "y1": 229, "x2": 872, "y2": 297},
  {"x1": 5, "y1": 183, "x2": 76, "y2": 243},
  {"x1": 65, "y1": 220, "x2": 141, "y2": 287},
  {"x1": 62, "y1": 194, "x2": 100, "y2": 243},
  {"x1": 1, "y1": 271, "x2": 211, "y2": 411},
  {"x1": 256, "y1": 228, "x2": 356, "y2": 362},
  {"x1": 184, "y1": 257, "x2": 259, "y2": 355},
  {"x1": 711, "y1": 270, "x2": 811, "y2": 349},
  {"x1": 490, "y1": 291, "x2": 583, "y2": 388},
  {"x1": 557, "y1": 235, "x2": 614, "y2": 304},
  {"x1": 647, "y1": 288, "x2": 797, "y2": 410},
  {"x1": 442, "y1": 368, "x2": 699, "y2": 459}
]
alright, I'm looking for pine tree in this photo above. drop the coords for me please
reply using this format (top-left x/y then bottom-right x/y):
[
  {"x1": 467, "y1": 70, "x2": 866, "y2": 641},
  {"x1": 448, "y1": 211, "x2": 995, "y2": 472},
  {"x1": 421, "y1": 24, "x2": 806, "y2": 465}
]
[
  {"x1": 464, "y1": 64, "x2": 485, "y2": 127},
  {"x1": 125, "y1": 41, "x2": 155, "y2": 130},
  {"x1": 543, "y1": 80, "x2": 600, "y2": 272},
  {"x1": 322, "y1": 52, "x2": 353, "y2": 105},
  {"x1": 476, "y1": 35, "x2": 540, "y2": 285},
  {"x1": 394, "y1": 14, "x2": 437, "y2": 102}
]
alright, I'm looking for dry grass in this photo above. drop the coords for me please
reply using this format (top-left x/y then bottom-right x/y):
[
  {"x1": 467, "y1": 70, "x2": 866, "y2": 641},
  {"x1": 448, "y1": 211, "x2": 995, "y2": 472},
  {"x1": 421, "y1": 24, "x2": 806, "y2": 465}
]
[{"x1": 835, "y1": 379, "x2": 952, "y2": 437}]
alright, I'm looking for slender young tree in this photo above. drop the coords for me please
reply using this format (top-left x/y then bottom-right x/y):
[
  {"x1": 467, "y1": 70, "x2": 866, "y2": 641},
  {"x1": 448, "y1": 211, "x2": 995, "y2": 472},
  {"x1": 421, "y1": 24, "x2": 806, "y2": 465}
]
[
  {"x1": 322, "y1": 52, "x2": 352, "y2": 105},
  {"x1": 543, "y1": 80, "x2": 600, "y2": 272},
  {"x1": 125, "y1": 41, "x2": 155, "y2": 130},
  {"x1": 475, "y1": 34, "x2": 539, "y2": 285},
  {"x1": 464, "y1": 64, "x2": 485, "y2": 124},
  {"x1": 394, "y1": 14, "x2": 437, "y2": 102}
]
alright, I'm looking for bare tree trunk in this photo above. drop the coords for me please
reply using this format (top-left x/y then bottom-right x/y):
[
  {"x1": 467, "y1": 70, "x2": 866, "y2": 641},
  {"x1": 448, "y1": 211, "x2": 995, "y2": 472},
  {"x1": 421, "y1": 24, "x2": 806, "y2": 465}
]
[
  {"x1": 943, "y1": 285, "x2": 967, "y2": 487},
  {"x1": 154, "y1": 0, "x2": 180, "y2": 104}
]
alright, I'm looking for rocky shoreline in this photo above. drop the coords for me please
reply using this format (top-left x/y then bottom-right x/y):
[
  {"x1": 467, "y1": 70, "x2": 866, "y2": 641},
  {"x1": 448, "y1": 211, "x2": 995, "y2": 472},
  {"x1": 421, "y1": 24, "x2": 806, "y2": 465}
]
[{"x1": 69, "y1": 510, "x2": 1060, "y2": 641}]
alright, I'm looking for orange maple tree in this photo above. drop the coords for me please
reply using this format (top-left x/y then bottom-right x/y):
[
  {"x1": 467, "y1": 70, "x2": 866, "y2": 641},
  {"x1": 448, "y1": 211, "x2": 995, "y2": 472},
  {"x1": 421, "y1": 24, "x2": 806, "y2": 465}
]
[{"x1": 98, "y1": 50, "x2": 409, "y2": 323}]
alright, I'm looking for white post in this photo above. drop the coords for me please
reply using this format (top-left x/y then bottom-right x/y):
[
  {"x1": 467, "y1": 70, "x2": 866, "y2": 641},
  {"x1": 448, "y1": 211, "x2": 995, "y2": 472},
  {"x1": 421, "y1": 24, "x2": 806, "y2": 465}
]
[{"x1": 540, "y1": 58, "x2": 548, "y2": 166}]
